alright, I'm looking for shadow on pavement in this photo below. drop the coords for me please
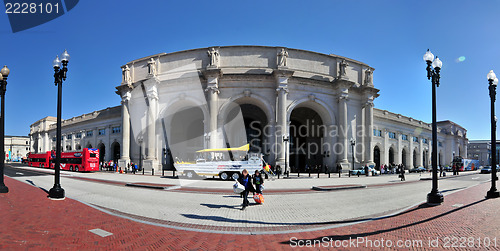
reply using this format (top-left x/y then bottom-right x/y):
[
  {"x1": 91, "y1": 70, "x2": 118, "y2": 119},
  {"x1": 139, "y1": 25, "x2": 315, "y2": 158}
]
[
  {"x1": 25, "y1": 179, "x2": 49, "y2": 195},
  {"x1": 279, "y1": 198, "x2": 488, "y2": 245}
]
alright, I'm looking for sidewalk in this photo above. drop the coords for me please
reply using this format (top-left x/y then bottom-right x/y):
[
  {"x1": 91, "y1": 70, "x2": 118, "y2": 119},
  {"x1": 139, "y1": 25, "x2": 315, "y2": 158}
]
[
  {"x1": 11, "y1": 164, "x2": 479, "y2": 193},
  {"x1": 1, "y1": 175, "x2": 498, "y2": 250}
]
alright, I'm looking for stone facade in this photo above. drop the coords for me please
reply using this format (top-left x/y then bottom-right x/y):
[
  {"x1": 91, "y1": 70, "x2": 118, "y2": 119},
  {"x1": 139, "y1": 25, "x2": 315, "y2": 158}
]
[
  {"x1": 29, "y1": 107, "x2": 122, "y2": 164},
  {"x1": 30, "y1": 46, "x2": 468, "y2": 172}
]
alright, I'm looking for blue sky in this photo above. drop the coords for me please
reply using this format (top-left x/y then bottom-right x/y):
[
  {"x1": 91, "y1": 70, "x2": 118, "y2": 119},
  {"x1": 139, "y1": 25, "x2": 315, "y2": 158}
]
[{"x1": 0, "y1": 0, "x2": 499, "y2": 140}]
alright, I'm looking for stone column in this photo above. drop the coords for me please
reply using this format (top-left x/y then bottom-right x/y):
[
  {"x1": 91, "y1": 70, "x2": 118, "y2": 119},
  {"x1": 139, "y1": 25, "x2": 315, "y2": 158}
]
[
  {"x1": 363, "y1": 100, "x2": 375, "y2": 167},
  {"x1": 118, "y1": 90, "x2": 131, "y2": 168},
  {"x1": 273, "y1": 69, "x2": 293, "y2": 173},
  {"x1": 203, "y1": 69, "x2": 222, "y2": 150},
  {"x1": 144, "y1": 78, "x2": 159, "y2": 171},
  {"x1": 338, "y1": 92, "x2": 349, "y2": 166},
  {"x1": 409, "y1": 135, "x2": 414, "y2": 168},
  {"x1": 397, "y1": 132, "x2": 402, "y2": 164}
]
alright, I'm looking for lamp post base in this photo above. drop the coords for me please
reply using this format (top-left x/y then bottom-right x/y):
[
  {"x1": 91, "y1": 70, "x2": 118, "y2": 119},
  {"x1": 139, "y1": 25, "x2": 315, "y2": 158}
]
[
  {"x1": 48, "y1": 184, "x2": 65, "y2": 199},
  {"x1": 486, "y1": 190, "x2": 500, "y2": 199},
  {"x1": 427, "y1": 191, "x2": 444, "y2": 204},
  {"x1": 0, "y1": 185, "x2": 8, "y2": 193}
]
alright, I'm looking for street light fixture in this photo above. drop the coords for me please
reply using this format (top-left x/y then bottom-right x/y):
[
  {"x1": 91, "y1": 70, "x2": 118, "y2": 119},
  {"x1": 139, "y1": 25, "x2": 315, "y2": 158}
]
[
  {"x1": 283, "y1": 134, "x2": 289, "y2": 176},
  {"x1": 48, "y1": 49, "x2": 70, "y2": 200},
  {"x1": 0, "y1": 65, "x2": 10, "y2": 193},
  {"x1": 350, "y1": 138, "x2": 355, "y2": 171},
  {"x1": 423, "y1": 49, "x2": 444, "y2": 204},
  {"x1": 487, "y1": 70, "x2": 500, "y2": 199}
]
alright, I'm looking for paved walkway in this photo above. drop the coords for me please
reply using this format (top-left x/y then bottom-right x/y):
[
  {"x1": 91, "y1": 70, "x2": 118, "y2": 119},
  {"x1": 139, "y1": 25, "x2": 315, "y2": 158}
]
[{"x1": 1, "y1": 176, "x2": 499, "y2": 250}]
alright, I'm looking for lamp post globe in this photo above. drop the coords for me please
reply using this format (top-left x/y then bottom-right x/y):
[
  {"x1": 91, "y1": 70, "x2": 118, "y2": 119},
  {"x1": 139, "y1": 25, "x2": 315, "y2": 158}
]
[
  {"x1": 432, "y1": 57, "x2": 442, "y2": 69},
  {"x1": 61, "y1": 49, "x2": 70, "y2": 62},
  {"x1": 423, "y1": 49, "x2": 434, "y2": 62},
  {"x1": 53, "y1": 56, "x2": 61, "y2": 68},
  {"x1": 0, "y1": 65, "x2": 10, "y2": 77}
]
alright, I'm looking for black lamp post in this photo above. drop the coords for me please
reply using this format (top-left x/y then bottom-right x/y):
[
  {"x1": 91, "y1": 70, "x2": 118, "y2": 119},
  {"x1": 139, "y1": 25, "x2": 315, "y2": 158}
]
[
  {"x1": 423, "y1": 49, "x2": 444, "y2": 204},
  {"x1": 283, "y1": 134, "x2": 289, "y2": 175},
  {"x1": 350, "y1": 138, "x2": 355, "y2": 171},
  {"x1": 48, "y1": 50, "x2": 70, "y2": 200},
  {"x1": 486, "y1": 70, "x2": 500, "y2": 198},
  {"x1": 0, "y1": 65, "x2": 10, "y2": 193}
]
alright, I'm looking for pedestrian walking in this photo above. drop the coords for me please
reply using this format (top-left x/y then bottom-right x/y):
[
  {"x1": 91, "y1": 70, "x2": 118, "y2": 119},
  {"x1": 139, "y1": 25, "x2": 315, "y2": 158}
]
[
  {"x1": 237, "y1": 169, "x2": 255, "y2": 210},
  {"x1": 364, "y1": 165, "x2": 369, "y2": 176},
  {"x1": 253, "y1": 170, "x2": 264, "y2": 194},
  {"x1": 338, "y1": 164, "x2": 342, "y2": 178},
  {"x1": 399, "y1": 165, "x2": 405, "y2": 181}
]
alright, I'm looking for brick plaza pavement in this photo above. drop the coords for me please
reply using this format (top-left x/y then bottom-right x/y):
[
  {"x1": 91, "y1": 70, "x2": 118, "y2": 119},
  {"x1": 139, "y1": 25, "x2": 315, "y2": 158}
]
[{"x1": 0, "y1": 176, "x2": 499, "y2": 250}]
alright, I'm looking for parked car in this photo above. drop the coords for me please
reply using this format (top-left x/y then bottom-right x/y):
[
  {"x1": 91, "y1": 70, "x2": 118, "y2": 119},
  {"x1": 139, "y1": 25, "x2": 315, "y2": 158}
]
[
  {"x1": 481, "y1": 166, "x2": 492, "y2": 174},
  {"x1": 350, "y1": 167, "x2": 380, "y2": 176},
  {"x1": 409, "y1": 166, "x2": 427, "y2": 173}
]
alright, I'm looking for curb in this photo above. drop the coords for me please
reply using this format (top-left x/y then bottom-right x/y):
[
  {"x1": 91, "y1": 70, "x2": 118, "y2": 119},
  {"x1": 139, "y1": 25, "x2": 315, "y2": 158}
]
[
  {"x1": 419, "y1": 171, "x2": 480, "y2": 181},
  {"x1": 125, "y1": 183, "x2": 167, "y2": 190},
  {"x1": 311, "y1": 184, "x2": 366, "y2": 191}
]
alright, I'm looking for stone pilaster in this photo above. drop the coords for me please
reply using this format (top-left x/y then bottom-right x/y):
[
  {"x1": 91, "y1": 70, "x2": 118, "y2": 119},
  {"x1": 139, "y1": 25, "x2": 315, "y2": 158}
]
[
  {"x1": 202, "y1": 68, "x2": 222, "y2": 150},
  {"x1": 143, "y1": 77, "x2": 159, "y2": 171},
  {"x1": 273, "y1": 69, "x2": 293, "y2": 173}
]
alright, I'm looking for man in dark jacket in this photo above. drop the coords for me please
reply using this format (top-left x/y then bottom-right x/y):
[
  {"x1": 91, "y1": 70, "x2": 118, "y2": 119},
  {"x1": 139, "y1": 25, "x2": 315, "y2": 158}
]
[{"x1": 238, "y1": 169, "x2": 255, "y2": 209}]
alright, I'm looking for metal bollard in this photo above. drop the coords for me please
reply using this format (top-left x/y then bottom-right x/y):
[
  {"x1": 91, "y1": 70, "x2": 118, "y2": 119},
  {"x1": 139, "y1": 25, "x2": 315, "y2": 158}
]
[
  {"x1": 317, "y1": 169, "x2": 320, "y2": 178},
  {"x1": 277, "y1": 172, "x2": 280, "y2": 179},
  {"x1": 142, "y1": 167, "x2": 144, "y2": 175},
  {"x1": 173, "y1": 170, "x2": 176, "y2": 177},
  {"x1": 298, "y1": 169, "x2": 300, "y2": 177},
  {"x1": 309, "y1": 169, "x2": 311, "y2": 177},
  {"x1": 162, "y1": 169, "x2": 164, "y2": 177},
  {"x1": 152, "y1": 168, "x2": 154, "y2": 176},
  {"x1": 328, "y1": 172, "x2": 330, "y2": 178}
]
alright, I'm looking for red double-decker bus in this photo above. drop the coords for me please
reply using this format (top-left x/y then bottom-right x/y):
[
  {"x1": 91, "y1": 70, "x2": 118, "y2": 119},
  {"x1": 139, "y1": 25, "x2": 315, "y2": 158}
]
[
  {"x1": 28, "y1": 148, "x2": 100, "y2": 172},
  {"x1": 27, "y1": 152, "x2": 51, "y2": 168}
]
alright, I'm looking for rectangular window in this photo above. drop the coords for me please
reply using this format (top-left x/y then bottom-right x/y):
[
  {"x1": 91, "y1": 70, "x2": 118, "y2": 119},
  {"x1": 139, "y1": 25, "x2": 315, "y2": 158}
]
[
  {"x1": 98, "y1": 129, "x2": 105, "y2": 136},
  {"x1": 373, "y1": 129, "x2": 382, "y2": 137},
  {"x1": 438, "y1": 142, "x2": 442, "y2": 147},
  {"x1": 86, "y1": 130, "x2": 93, "y2": 137},
  {"x1": 423, "y1": 138, "x2": 428, "y2": 144},
  {"x1": 66, "y1": 134, "x2": 72, "y2": 140},
  {"x1": 389, "y1": 132, "x2": 396, "y2": 139},
  {"x1": 75, "y1": 133, "x2": 82, "y2": 139},
  {"x1": 402, "y1": 134, "x2": 408, "y2": 141},
  {"x1": 26, "y1": 141, "x2": 28, "y2": 145},
  {"x1": 413, "y1": 137, "x2": 419, "y2": 142},
  {"x1": 112, "y1": 126, "x2": 121, "y2": 134},
  {"x1": 52, "y1": 137, "x2": 56, "y2": 142}
]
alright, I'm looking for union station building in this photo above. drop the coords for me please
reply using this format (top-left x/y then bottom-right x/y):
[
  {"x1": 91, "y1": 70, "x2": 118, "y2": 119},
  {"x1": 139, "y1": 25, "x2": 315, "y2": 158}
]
[{"x1": 29, "y1": 46, "x2": 468, "y2": 173}]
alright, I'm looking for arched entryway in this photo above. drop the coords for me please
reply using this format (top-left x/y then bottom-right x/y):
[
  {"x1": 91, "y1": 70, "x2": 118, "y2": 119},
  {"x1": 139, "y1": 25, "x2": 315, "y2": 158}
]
[
  {"x1": 168, "y1": 106, "x2": 204, "y2": 162},
  {"x1": 86, "y1": 143, "x2": 93, "y2": 148},
  {"x1": 402, "y1": 148, "x2": 407, "y2": 167},
  {"x1": 289, "y1": 107, "x2": 324, "y2": 172},
  {"x1": 224, "y1": 103, "x2": 268, "y2": 160},
  {"x1": 98, "y1": 143, "x2": 105, "y2": 164},
  {"x1": 388, "y1": 147, "x2": 395, "y2": 166},
  {"x1": 111, "y1": 142, "x2": 120, "y2": 164},
  {"x1": 374, "y1": 146, "x2": 381, "y2": 170},
  {"x1": 75, "y1": 144, "x2": 82, "y2": 151},
  {"x1": 413, "y1": 149, "x2": 418, "y2": 168},
  {"x1": 423, "y1": 150, "x2": 428, "y2": 168}
]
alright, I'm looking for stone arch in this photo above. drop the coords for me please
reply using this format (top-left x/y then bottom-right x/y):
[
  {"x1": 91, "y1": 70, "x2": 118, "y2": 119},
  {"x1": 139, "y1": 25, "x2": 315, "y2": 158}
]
[
  {"x1": 287, "y1": 97, "x2": 335, "y2": 126},
  {"x1": 388, "y1": 145, "x2": 395, "y2": 166},
  {"x1": 401, "y1": 146, "x2": 409, "y2": 167},
  {"x1": 75, "y1": 144, "x2": 82, "y2": 151},
  {"x1": 86, "y1": 142, "x2": 93, "y2": 148},
  {"x1": 218, "y1": 93, "x2": 274, "y2": 126},
  {"x1": 111, "y1": 141, "x2": 120, "y2": 164},
  {"x1": 413, "y1": 147, "x2": 419, "y2": 168},
  {"x1": 98, "y1": 142, "x2": 105, "y2": 163},
  {"x1": 373, "y1": 145, "x2": 381, "y2": 170}
]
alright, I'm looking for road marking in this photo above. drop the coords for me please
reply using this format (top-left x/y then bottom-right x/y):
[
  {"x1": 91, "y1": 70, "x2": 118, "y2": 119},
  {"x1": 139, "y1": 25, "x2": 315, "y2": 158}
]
[
  {"x1": 15, "y1": 172, "x2": 24, "y2": 175},
  {"x1": 472, "y1": 177, "x2": 479, "y2": 180},
  {"x1": 88, "y1": 228, "x2": 113, "y2": 237},
  {"x1": 452, "y1": 204, "x2": 463, "y2": 207}
]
